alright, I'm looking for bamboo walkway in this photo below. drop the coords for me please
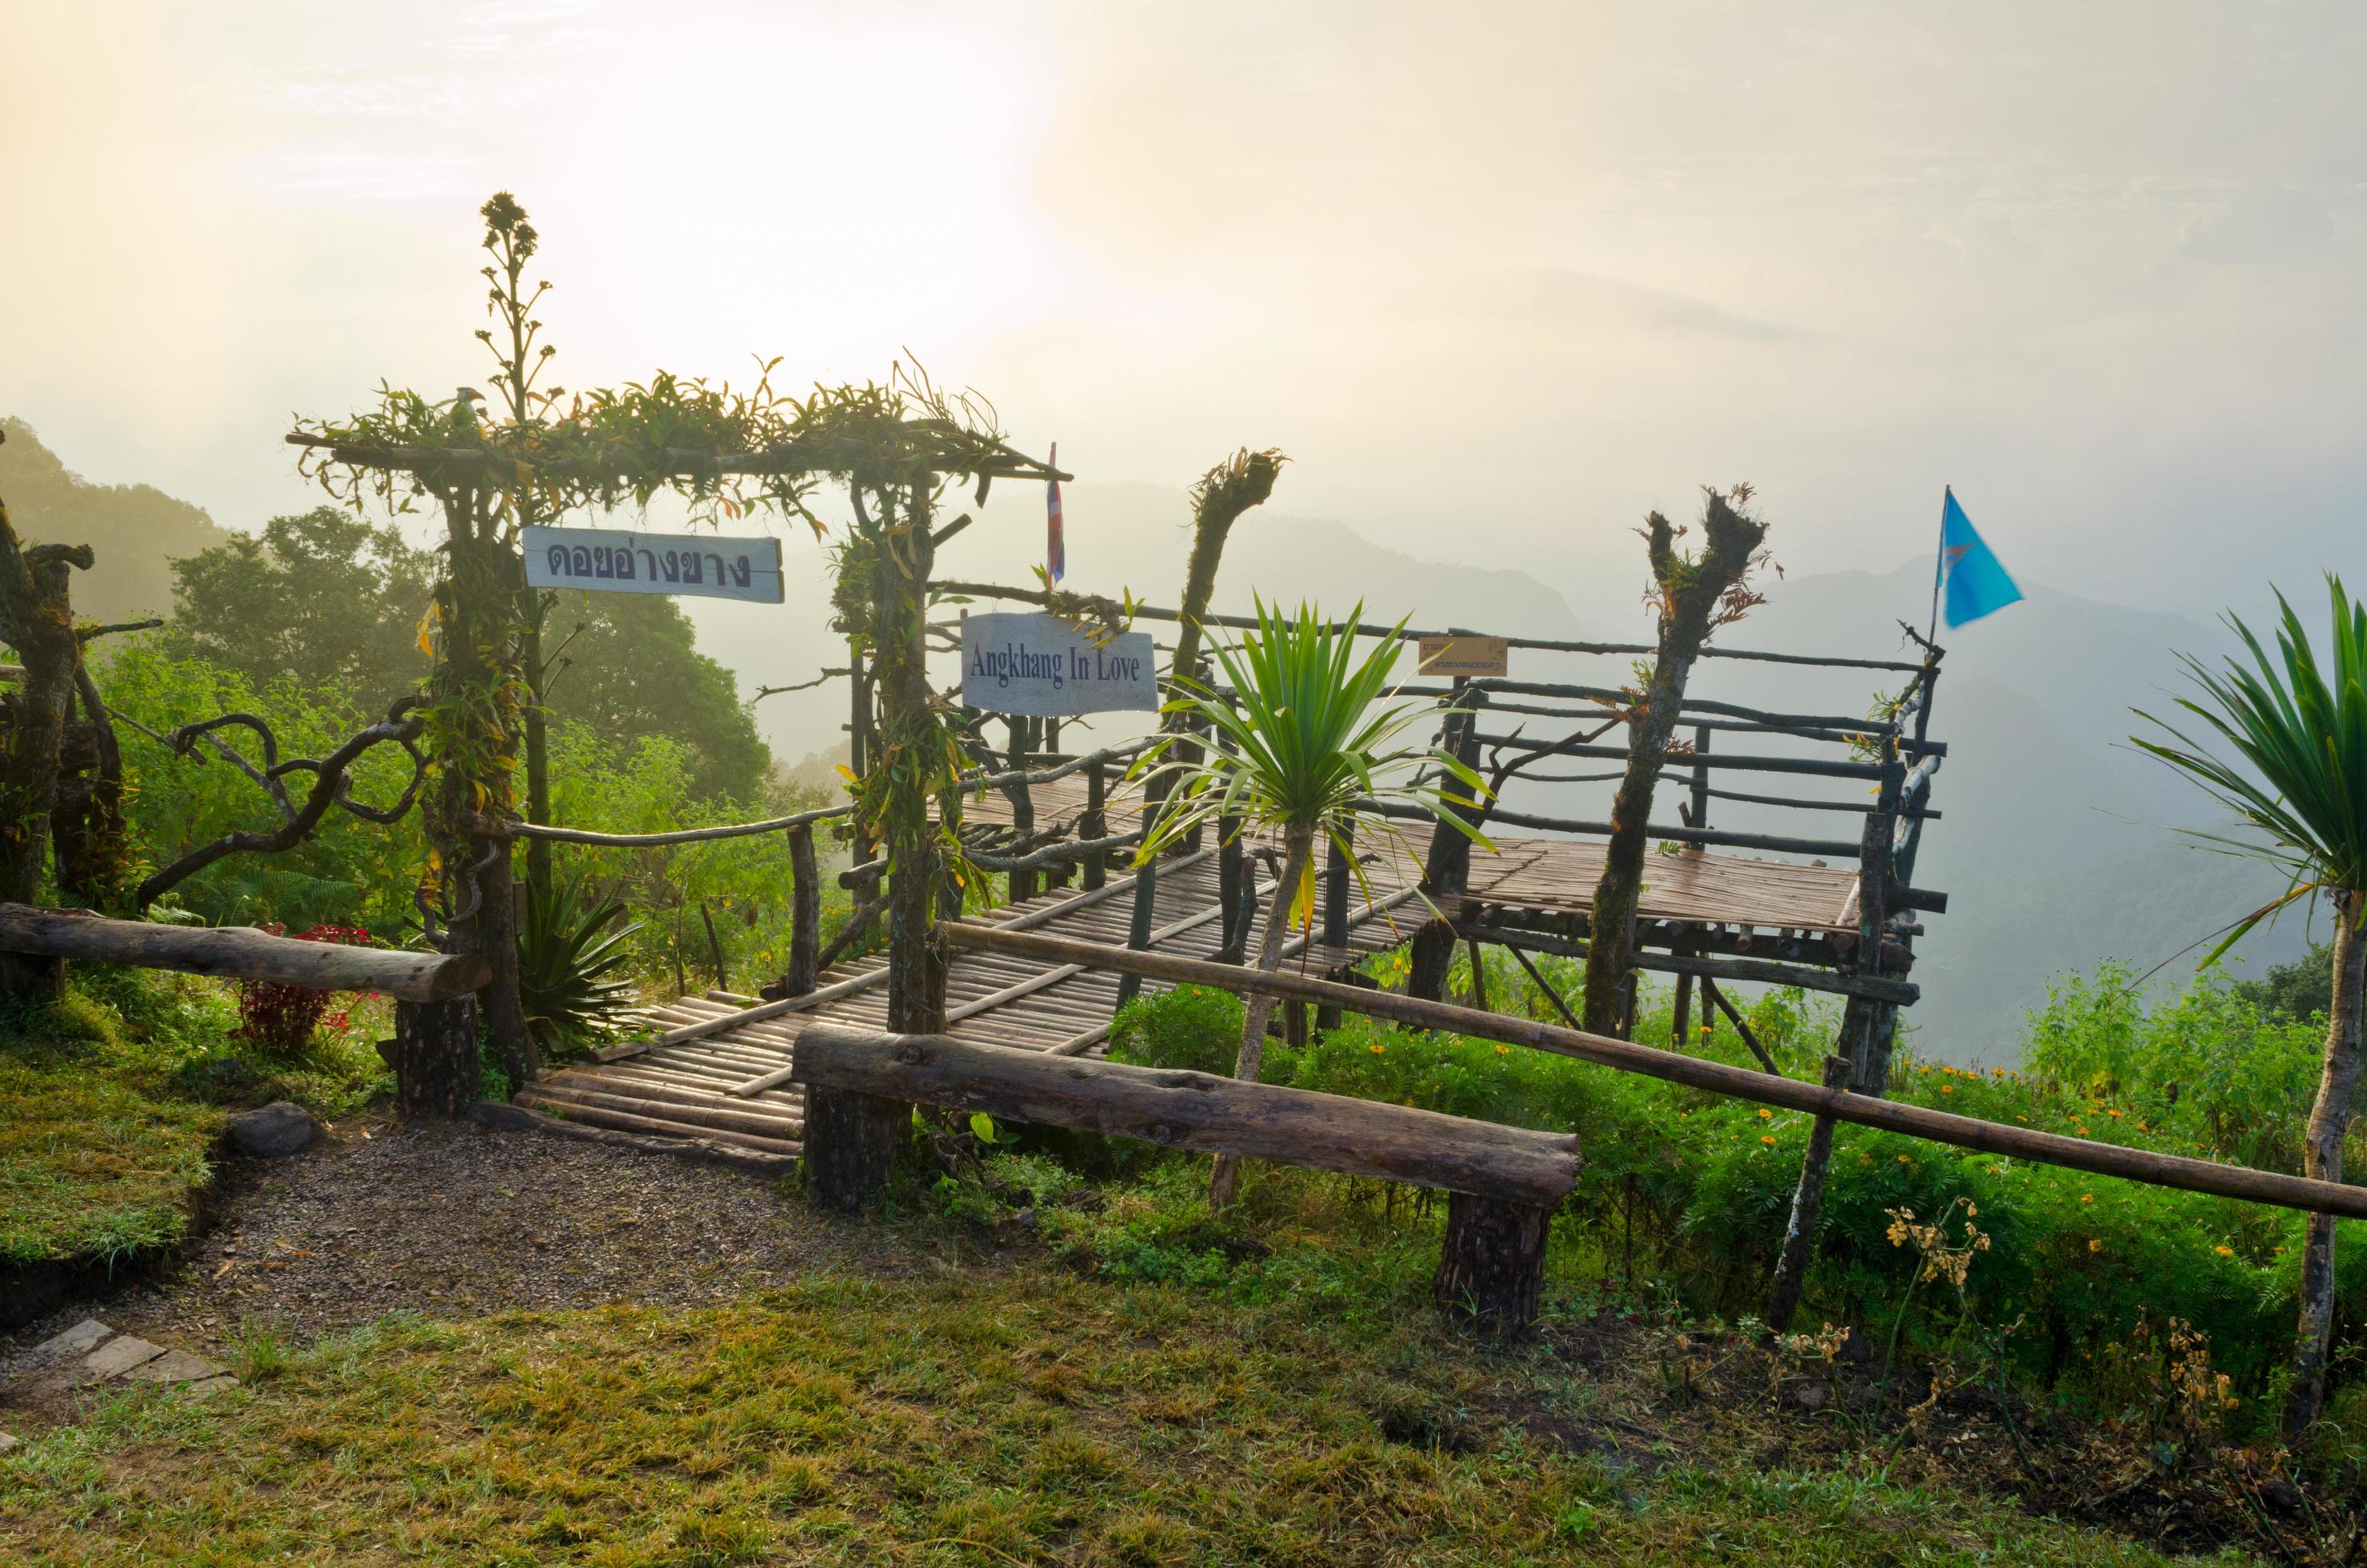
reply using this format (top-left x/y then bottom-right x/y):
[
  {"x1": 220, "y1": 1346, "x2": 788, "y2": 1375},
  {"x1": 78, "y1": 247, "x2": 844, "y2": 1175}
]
[{"x1": 515, "y1": 820, "x2": 1865, "y2": 1160}]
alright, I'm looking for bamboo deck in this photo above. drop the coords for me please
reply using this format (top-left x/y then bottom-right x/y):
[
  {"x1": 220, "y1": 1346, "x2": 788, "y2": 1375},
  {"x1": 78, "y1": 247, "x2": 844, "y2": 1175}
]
[{"x1": 520, "y1": 810, "x2": 1863, "y2": 1158}]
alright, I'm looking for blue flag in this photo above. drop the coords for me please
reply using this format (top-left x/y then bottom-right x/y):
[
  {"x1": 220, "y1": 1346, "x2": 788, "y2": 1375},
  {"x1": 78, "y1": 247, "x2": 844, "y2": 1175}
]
[{"x1": 1939, "y1": 489, "x2": 2021, "y2": 628}]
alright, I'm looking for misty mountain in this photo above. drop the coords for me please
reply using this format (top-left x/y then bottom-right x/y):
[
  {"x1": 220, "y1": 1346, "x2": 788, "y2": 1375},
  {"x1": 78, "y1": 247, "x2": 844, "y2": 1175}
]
[{"x1": 0, "y1": 418, "x2": 232, "y2": 622}]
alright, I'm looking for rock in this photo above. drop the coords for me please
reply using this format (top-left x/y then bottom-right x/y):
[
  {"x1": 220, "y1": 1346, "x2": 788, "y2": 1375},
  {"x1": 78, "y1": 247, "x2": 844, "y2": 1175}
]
[
  {"x1": 126, "y1": 1348, "x2": 229, "y2": 1385},
  {"x1": 226, "y1": 1102, "x2": 322, "y2": 1158},
  {"x1": 31, "y1": 1318, "x2": 113, "y2": 1360},
  {"x1": 186, "y1": 1374, "x2": 239, "y2": 1397},
  {"x1": 0, "y1": 1430, "x2": 15, "y2": 1452},
  {"x1": 81, "y1": 1334, "x2": 167, "y2": 1380}
]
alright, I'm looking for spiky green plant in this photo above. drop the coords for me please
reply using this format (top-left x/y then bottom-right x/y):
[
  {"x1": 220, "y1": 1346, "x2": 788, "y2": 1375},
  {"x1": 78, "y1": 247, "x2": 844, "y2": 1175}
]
[
  {"x1": 2133, "y1": 576, "x2": 2367, "y2": 1438},
  {"x1": 515, "y1": 874, "x2": 641, "y2": 1063},
  {"x1": 1131, "y1": 597, "x2": 1487, "y2": 1206}
]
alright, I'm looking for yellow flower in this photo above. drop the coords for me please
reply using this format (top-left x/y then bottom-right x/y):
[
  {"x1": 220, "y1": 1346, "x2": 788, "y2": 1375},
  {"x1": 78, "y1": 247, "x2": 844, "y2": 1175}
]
[
  {"x1": 2080, "y1": 1194, "x2": 2093, "y2": 1204},
  {"x1": 1941, "y1": 1084, "x2": 1954, "y2": 1094},
  {"x1": 2107, "y1": 1109, "x2": 2122, "y2": 1118},
  {"x1": 1897, "y1": 1155, "x2": 1912, "y2": 1165},
  {"x1": 1494, "y1": 1045, "x2": 1509, "y2": 1055},
  {"x1": 1761, "y1": 1135, "x2": 1776, "y2": 1146},
  {"x1": 1965, "y1": 1202, "x2": 1977, "y2": 1218},
  {"x1": 1758, "y1": 1109, "x2": 1773, "y2": 1119},
  {"x1": 1368, "y1": 1045, "x2": 1385, "y2": 1055},
  {"x1": 2089, "y1": 1238, "x2": 2104, "y2": 1253},
  {"x1": 2214, "y1": 1246, "x2": 2234, "y2": 1256}
]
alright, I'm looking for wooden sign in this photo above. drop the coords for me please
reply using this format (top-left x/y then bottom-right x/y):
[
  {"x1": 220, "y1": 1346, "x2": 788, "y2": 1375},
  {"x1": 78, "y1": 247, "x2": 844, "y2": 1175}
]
[
  {"x1": 962, "y1": 612, "x2": 1159, "y2": 718},
  {"x1": 1416, "y1": 635, "x2": 1509, "y2": 678},
  {"x1": 522, "y1": 526, "x2": 785, "y2": 604}
]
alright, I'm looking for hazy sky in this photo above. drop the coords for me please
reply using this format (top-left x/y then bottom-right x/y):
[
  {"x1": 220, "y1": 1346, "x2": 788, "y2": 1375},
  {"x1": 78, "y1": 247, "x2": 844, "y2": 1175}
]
[{"x1": 4, "y1": 1, "x2": 2361, "y2": 622}]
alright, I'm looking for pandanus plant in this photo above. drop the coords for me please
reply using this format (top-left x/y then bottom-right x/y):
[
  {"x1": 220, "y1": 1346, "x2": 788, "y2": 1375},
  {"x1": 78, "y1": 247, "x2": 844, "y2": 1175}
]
[
  {"x1": 2134, "y1": 577, "x2": 2367, "y2": 1439},
  {"x1": 1131, "y1": 598, "x2": 1489, "y2": 1207}
]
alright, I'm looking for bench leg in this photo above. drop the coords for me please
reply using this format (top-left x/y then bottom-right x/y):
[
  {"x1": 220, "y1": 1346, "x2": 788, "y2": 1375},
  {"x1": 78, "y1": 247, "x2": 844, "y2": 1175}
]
[
  {"x1": 800, "y1": 1083, "x2": 908, "y2": 1212},
  {"x1": 1433, "y1": 1192, "x2": 1550, "y2": 1333}
]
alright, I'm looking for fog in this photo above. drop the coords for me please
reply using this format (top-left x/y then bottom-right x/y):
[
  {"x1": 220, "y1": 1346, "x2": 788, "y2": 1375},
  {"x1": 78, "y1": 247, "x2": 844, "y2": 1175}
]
[{"x1": 6, "y1": 1, "x2": 2361, "y2": 627}]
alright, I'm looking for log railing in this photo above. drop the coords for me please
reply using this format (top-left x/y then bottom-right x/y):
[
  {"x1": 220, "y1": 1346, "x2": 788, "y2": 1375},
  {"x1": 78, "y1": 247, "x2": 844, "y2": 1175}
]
[
  {"x1": 941, "y1": 922, "x2": 2367, "y2": 1223},
  {"x1": 0, "y1": 904, "x2": 488, "y2": 1001}
]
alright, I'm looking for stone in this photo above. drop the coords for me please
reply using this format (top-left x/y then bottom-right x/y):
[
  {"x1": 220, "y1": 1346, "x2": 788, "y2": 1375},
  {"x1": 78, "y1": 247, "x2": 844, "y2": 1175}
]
[
  {"x1": 31, "y1": 1318, "x2": 113, "y2": 1360},
  {"x1": 224, "y1": 1102, "x2": 322, "y2": 1158},
  {"x1": 0, "y1": 1431, "x2": 15, "y2": 1452},
  {"x1": 126, "y1": 1348, "x2": 228, "y2": 1385},
  {"x1": 185, "y1": 1374, "x2": 239, "y2": 1398},
  {"x1": 81, "y1": 1334, "x2": 167, "y2": 1381}
]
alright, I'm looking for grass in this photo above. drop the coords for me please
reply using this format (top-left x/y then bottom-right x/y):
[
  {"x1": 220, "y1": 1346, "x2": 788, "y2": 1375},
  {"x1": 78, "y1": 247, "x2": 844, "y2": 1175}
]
[
  {"x1": 0, "y1": 1050, "x2": 219, "y2": 1269},
  {"x1": 0, "y1": 1263, "x2": 2234, "y2": 1567},
  {"x1": 0, "y1": 966, "x2": 389, "y2": 1273}
]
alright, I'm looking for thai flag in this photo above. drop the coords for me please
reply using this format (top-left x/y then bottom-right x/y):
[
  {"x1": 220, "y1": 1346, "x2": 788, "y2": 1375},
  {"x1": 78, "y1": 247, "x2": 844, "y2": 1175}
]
[{"x1": 1046, "y1": 442, "x2": 1065, "y2": 584}]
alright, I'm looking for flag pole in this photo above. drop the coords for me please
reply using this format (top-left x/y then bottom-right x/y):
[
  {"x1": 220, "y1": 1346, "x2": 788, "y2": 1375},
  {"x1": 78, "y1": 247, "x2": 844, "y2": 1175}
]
[{"x1": 1927, "y1": 484, "x2": 1949, "y2": 645}]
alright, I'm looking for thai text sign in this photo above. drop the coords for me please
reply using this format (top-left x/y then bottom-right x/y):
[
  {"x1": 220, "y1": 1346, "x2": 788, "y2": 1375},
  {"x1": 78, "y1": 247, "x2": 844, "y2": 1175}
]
[
  {"x1": 1416, "y1": 635, "x2": 1509, "y2": 678},
  {"x1": 962, "y1": 612, "x2": 1158, "y2": 717},
  {"x1": 522, "y1": 526, "x2": 785, "y2": 604}
]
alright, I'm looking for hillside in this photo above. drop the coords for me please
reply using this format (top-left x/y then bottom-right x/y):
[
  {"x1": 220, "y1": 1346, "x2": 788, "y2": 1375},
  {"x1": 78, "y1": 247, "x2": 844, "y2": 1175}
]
[{"x1": 0, "y1": 419, "x2": 231, "y2": 622}]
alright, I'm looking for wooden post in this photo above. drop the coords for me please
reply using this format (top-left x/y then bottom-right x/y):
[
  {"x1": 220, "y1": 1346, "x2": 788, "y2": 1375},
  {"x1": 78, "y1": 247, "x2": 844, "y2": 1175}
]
[
  {"x1": 1689, "y1": 722, "x2": 1711, "y2": 834},
  {"x1": 394, "y1": 997, "x2": 480, "y2": 1118},
  {"x1": 1081, "y1": 758, "x2": 1108, "y2": 891},
  {"x1": 1766, "y1": 755, "x2": 1905, "y2": 1332},
  {"x1": 786, "y1": 822, "x2": 821, "y2": 996},
  {"x1": 1671, "y1": 972, "x2": 1693, "y2": 1049},
  {"x1": 799, "y1": 1083, "x2": 908, "y2": 1211},
  {"x1": 1113, "y1": 857, "x2": 1158, "y2": 1012},
  {"x1": 1006, "y1": 715, "x2": 1038, "y2": 904},
  {"x1": 1409, "y1": 685, "x2": 1484, "y2": 1003},
  {"x1": 1317, "y1": 826, "x2": 1352, "y2": 1029},
  {"x1": 1215, "y1": 724, "x2": 1243, "y2": 955},
  {"x1": 1434, "y1": 1192, "x2": 1553, "y2": 1334}
]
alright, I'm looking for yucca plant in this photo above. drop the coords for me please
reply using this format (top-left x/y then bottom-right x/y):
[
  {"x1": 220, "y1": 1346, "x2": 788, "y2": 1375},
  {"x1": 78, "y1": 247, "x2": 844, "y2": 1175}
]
[
  {"x1": 515, "y1": 873, "x2": 642, "y2": 1064},
  {"x1": 2134, "y1": 576, "x2": 2367, "y2": 1438},
  {"x1": 1131, "y1": 597, "x2": 1488, "y2": 1207}
]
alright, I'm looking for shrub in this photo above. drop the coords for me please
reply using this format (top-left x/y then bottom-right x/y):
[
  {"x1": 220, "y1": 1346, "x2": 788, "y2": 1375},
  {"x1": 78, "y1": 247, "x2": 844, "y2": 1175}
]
[
  {"x1": 236, "y1": 923, "x2": 370, "y2": 1061},
  {"x1": 1107, "y1": 986, "x2": 1253, "y2": 1078},
  {"x1": 517, "y1": 874, "x2": 639, "y2": 1061}
]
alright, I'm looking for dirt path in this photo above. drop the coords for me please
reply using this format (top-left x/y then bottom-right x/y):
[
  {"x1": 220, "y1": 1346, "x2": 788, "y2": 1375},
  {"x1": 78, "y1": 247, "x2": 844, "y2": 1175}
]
[{"x1": 7, "y1": 1113, "x2": 845, "y2": 1368}]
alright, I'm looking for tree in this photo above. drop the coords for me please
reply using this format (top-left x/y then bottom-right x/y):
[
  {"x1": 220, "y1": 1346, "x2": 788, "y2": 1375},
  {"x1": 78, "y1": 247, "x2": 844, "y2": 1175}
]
[
  {"x1": 167, "y1": 510, "x2": 768, "y2": 802},
  {"x1": 1581, "y1": 487, "x2": 1770, "y2": 1034},
  {"x1": 538, "y1": 594, "x2": 768, "y2": 803},
  {"x1": 2233, "y1": 942, "x2": 2333, "y2": 1024},
  {"x1": 2135, "y1": 578, "x2": 2367, "y2": 1438},
  {"x1": 166, "y1": 506, "x2": 439, "y2": 707},
  {"x1": 1134, "y1": 598, "x2": 1485, "y2": 1208},
  {"x1": 0, "y1": 463, "x2": 91, "y2": 994}
]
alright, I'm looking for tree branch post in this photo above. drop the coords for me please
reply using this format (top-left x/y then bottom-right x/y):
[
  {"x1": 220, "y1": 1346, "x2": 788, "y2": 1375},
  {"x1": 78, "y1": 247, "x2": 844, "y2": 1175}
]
[{"x1": 1581, "y1": 489, "x2": 1769, "y2": 1033}]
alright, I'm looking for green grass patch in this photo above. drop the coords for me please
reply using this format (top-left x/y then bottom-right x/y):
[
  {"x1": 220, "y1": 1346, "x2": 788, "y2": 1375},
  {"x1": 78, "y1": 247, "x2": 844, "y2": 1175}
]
[
  {"x1": 0, "y1": 1268, "x2": 2217, "y2": 1566},
  {"x1": 0, "y1": 1050, "x2": 219, "y2": 1269}
]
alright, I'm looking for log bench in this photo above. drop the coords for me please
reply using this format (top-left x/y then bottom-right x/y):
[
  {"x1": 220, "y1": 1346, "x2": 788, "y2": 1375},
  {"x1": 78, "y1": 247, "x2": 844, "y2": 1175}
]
[{"x1": 789, "y1": 1022, "x2": 1584, "y2": 1331}]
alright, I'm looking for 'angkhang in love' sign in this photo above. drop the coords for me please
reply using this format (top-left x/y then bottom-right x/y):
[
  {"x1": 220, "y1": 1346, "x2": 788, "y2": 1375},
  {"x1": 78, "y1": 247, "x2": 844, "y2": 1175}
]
[
  {"x1": 523, "y1": 526, "x2": 786, "y2": 603},
  {"x1": 961, "y1": 612, "x2": 1158, "y2": 717}
]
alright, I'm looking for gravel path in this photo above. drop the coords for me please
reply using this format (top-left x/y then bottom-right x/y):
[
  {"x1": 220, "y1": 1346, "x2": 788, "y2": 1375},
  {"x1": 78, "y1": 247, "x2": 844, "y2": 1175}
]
[{"x1": 9, "y1": 1112, "x2": 846, "y2": 1366}]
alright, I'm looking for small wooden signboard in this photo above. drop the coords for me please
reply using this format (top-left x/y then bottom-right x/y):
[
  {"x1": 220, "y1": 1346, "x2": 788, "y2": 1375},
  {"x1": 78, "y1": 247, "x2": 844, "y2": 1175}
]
[
  {"x1": 962, "y1": 612, "x2": 1159, "y2": 718},
  {"x1": 1416, "y1": 635, "x2": 1509, "y2": 678},
  {"x1": 522, "y1": 526, "x2": 786, "y2": 603}
]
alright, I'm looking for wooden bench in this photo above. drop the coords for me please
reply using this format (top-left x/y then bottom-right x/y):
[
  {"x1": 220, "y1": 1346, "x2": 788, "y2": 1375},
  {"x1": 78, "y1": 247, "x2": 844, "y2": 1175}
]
[{"x1": 790, "y1": 1022, "x2": 1584, "y2": 1331}]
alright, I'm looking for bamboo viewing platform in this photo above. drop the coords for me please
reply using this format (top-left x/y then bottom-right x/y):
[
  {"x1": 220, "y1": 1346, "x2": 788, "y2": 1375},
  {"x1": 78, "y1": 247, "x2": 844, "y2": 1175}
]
[{"x1": 509, "y1": 590, "x2": 1955, "y2": 1165}]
